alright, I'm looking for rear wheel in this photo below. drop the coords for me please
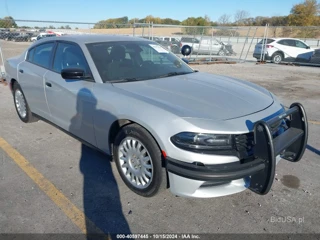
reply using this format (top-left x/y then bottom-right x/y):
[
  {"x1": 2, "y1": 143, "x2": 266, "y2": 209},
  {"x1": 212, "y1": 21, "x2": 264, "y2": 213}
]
[
  {"x1": 13, "y1": 83, "x2": 38, "y2": 123},
  {"x1": 113, "y1": 123, "x2": 166, "y2": 197},
  {"x1": 272, "y1": 52, "x2": 283, "y2": 64},
  {"x1": 218, "y1": 50, "x2": 226, "y2": 56}
]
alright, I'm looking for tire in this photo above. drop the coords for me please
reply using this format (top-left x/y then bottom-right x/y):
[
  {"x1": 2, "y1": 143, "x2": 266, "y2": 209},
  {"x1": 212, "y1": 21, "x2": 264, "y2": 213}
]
[
  {"x1": 181, "y1": 45, "x2": 192, "y2": 56},
  {"x1": 272, "y1": 52, "x2": 283, "y2": 64},
  {"x1": 113, "y1": 123, "x2": 167, "y2": 197},
  {"x1": 218, "y1": 50, "x2": 226, "y2": 56},
  {"x1": 13, "y1": 83, "x2": 38, "y2": 123}
]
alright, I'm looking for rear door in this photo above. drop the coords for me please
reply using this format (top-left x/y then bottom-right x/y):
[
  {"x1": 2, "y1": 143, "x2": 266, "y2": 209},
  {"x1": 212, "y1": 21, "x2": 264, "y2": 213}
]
[
  {"x1": 18, "y1": 42, "x2": 55, "y2": 119},
  {"x1": 44, "y1": 41, "x2": 96, "y2": 145}
]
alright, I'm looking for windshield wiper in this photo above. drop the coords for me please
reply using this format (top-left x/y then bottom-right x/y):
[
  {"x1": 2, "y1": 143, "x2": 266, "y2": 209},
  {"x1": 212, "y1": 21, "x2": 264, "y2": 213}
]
[
  {"x1": 155, "y1": 71, "x2": 193, "y2": 79},
  {"x1": 109, "y1": 78, "x2": 141, "y2": 83}
]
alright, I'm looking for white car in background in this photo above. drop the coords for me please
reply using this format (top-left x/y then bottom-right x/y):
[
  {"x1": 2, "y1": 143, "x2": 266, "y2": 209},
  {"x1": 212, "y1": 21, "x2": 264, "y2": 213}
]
[{"x1": 253, "y1": 38, "x2": 314, "y2": 63}]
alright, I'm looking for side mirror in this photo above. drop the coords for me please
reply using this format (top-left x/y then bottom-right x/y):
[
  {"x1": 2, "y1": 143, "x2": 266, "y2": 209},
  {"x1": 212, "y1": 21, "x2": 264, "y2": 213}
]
[
  {"x1": 306, "y1": 46, "x2": 310, "y2": 49},
  {"x1": 61, "y1": 68, "x2": 85, "y2": 80},
  {"x1": 181, "y1": 45, "x2": 192, "y2": 56}
]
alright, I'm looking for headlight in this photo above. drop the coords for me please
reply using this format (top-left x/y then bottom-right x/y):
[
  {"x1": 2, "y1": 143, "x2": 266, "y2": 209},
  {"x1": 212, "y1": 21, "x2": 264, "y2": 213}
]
[{"x1": 170, "y1": 132, "x2": 233, "y2": 151}]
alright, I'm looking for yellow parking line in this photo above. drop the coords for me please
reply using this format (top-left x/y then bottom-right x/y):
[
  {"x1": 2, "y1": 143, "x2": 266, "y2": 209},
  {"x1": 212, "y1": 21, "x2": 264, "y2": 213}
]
[
  {"x1": 309, "y1": 120, "x2": 320, "y2": 125},
  {"x1": 0, "y1": 137, "x2": 104, "y2": 235}
]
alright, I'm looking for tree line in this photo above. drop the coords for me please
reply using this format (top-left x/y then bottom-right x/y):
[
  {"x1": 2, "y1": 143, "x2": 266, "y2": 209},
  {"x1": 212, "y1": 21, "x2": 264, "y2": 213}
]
[
  {"x1": 1, "y1": 0, "x2": 319, "y2": 31},
  {"x1": 93, "y1": 0, "x2": 319, "y2": 28}
]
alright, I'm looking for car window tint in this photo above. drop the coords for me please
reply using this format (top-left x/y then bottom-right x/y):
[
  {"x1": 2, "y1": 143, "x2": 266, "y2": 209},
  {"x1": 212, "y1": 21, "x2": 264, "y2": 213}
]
[
  {"x1": 32, "y1": 42, "x2": 54, "y2": 68},
  {"x1": 86, "y1": 41, "x2": 193, "y2": 83},
  {"x1": 287, "y1": 40, "x2": 296, "y2": 47},
  {"x1": 27, "y1": 48, "x2": 35, "y2": 62},
  {"x1": 258, "y1": 39, "x2": 275, "y2": 44},
  {"x1": 164, "y1": 38, "x2": 170, "y2": 41},
  {"x1": 278, "y1": 39, "x2": 294, "y2": 46},
  {"x1": 295, "y1": 40, "x2": 307, "y2": 49},
  {"x1": 53, "y1": 42, "x2": 90, "y2": 74}
]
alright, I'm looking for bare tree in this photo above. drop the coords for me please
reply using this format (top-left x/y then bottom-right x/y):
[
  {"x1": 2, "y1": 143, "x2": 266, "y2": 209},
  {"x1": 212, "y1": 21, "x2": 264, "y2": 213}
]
[
  {"x1": 218, "y1": 14, "x2": 231, "y2": 25},
  {"x1": 234, "y1": 10, "x2": 250, "y2": 25}
]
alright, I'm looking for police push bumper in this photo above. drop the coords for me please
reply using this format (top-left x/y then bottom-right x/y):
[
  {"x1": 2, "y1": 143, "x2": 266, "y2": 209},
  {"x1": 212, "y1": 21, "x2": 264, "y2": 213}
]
[{"x1": 166, "y1": 102, "x2": 308, "y2": 195}]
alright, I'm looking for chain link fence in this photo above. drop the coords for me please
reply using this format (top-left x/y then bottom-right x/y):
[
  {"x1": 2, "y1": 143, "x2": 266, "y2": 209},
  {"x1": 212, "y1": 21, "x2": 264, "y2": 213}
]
[{"x1": 0, "y1": 19, "x2": 319, "y2": 73}]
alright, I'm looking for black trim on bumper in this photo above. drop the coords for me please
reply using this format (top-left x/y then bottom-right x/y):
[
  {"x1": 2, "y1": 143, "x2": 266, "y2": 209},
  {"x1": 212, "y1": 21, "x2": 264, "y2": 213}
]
[
  {"x1": 166, "y1": 102, "x2": 308, "y2": 195},
  {"x1": 167, "y1": 157, "x2": 265, "y2": 182}
]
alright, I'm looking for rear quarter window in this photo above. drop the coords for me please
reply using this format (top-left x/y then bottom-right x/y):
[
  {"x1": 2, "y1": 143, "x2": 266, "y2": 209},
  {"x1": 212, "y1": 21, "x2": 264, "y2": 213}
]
[{"x1": 30, "y1": 42, "x2": 55, "y2": 68}]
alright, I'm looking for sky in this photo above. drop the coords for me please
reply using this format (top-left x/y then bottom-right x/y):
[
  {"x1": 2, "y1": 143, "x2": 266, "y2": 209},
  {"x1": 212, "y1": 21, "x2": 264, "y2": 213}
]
[{"x1": 0, "y1": 0, "x2": 303, "y2": 26}]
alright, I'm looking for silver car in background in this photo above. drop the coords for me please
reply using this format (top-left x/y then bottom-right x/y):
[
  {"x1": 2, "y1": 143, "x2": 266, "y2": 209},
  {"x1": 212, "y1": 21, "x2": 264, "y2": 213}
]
[{"x1": 5, "y1": 35, "x2": 308, "y2": 198}]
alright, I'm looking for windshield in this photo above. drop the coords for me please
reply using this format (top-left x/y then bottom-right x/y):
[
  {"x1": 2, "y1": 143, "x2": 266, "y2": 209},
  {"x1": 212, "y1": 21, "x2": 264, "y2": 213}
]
[{"x1": 86, "y1": 41, "x2": 194, "y2": 83}]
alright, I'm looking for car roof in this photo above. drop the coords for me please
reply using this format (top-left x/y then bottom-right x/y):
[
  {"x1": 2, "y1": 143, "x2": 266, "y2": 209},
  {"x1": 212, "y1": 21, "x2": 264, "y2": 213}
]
[
  {"x1": 267, "y1": 38, "x2": 304, "y2": 41},
  {"x1": 34, "y1": 34, "x2": 151, "y2": 45}
]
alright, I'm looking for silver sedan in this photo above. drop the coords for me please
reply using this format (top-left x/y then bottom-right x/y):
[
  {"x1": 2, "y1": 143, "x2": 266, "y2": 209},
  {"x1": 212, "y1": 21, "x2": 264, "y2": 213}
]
[{"x1": 5, "y1": 35, "x2": 308, "y2": 198}]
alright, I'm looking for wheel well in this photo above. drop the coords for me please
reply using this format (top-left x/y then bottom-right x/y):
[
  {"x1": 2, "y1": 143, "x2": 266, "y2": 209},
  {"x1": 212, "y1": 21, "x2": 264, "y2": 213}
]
[
  {"x1": 10, "y1": 78, "x2": 17, "y2": 92},
  {"x1": 108, "y1": 119, "x2": 132, "y2": 155},
  {"x1": 108, "y1": 119, "x2": 168, "y2": 186},
  {"x1": 273, "y1": 51, "x2": 284, "y2": 58},
  {"x1": 108, "y1": 119, "x2": 165, "y2": 160}
]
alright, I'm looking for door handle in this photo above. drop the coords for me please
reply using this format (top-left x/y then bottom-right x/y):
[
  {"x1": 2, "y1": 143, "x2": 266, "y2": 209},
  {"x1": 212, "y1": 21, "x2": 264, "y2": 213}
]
[
  {"x1": 19, "y1": 69, "x2": 24, "y2": 73},
  {"x1": 45, "y1": 82, "x2": 52, "y2": 87}
]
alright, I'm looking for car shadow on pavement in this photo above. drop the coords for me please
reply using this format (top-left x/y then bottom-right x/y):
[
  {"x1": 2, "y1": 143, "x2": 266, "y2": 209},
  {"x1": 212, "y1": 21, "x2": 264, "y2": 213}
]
[
  {"x1": 69, "y1": 88, "x2": 131, "y2": 236},
  {"x1": 79, "y1": 144, "x2": 131, "y2": 235},
  {"x1": 306, "y1": 144, "x2": 320, "y2": 156}
]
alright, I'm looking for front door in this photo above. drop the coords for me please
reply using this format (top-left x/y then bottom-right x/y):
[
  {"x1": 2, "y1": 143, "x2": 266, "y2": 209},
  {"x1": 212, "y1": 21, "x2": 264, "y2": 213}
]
[{"x1": 44, "y1": 41, "x2": 97, "y2": 146}]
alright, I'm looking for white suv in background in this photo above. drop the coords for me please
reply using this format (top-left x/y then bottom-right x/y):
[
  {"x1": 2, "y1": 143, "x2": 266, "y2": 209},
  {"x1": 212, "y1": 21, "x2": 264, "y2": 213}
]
[{"x1": 253, "y1": 38, "x2": 314, "y2": 63}]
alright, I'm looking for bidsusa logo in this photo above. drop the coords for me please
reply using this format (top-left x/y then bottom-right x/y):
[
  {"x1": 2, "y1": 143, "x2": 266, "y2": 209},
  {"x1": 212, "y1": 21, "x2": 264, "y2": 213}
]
[{"x1": 270, "y1": 216, "x2": 305, "y2": 224}]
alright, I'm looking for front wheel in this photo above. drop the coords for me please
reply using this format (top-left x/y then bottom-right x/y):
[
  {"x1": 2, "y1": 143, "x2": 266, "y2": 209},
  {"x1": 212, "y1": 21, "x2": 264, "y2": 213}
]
[
  {"x1": 113, "y1": 123, "x2": 167, "y2": 197},
  {"x1": 218, "y1": 49, "x2": 226, "y2": 56},
  {"x1": 272, "y1": 52, "x2": 283, "y2": 64}
]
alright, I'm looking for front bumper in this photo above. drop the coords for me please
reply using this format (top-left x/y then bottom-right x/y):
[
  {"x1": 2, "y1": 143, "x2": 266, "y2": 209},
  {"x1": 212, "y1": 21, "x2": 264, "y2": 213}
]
[{"x1": 166, "y1": 103, "x2": 308, "y2": 197}]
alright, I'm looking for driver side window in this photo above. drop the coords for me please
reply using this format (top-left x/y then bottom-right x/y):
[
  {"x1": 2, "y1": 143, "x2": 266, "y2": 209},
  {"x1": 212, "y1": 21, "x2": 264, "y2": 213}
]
[
  {"x1": 53, "y1": 42, "x2": 90, "y2": 75},
  {"x1": 295, "y1": 40, "x2": 308, "y2": 49}
]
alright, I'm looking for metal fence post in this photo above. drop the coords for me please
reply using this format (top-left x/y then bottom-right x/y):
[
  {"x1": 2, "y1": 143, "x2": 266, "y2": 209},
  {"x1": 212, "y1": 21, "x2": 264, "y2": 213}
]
[
  {"x1": 209, "y1": 27, "x2": 213, "y2": 62},
  {"x1": 196, "y1": 27, "x2": 205, "y2": 59},
  {"x1": 133, "y1": 19, "x2": 136, "y2": 37},
  {"x1": 239, "y1": 27, "x2": 251, "y2": 62},
  {"x1": 244, "y1": 27, "x2": 258, "y2": 62},
  {"x1": 260, "y1": 24, "x2": 268, "y2": 61},
  {"x1": 0, "y1": 41, "x2": 6, "y2": 80},
  {"x1": 262, "y1": 24, "x2": 269, "y2": 61},
  {"x1": 151, "y1": 22, "x2": 153, "y2": 40}
]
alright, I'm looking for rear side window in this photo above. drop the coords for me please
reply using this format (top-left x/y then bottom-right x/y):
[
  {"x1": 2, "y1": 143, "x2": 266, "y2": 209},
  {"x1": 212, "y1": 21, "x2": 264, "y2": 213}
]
[
  {"x1": 32, "y1": 42, "x2": 55, "y2": 68},
  {"x1": 258, "y1": 39, "x2": 275, "y2": 44}
]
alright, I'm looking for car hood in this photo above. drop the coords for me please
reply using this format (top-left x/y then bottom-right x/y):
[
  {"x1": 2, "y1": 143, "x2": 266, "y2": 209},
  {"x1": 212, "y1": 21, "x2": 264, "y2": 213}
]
[{"x1": 113, "y1": 72, "x2": 274, "y2": 120}]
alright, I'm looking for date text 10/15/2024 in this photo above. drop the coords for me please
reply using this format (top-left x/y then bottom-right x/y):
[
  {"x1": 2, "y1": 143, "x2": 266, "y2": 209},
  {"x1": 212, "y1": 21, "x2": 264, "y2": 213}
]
[{"x1": 116, "y1": 234, "x2": 201, "y2": 239}]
